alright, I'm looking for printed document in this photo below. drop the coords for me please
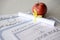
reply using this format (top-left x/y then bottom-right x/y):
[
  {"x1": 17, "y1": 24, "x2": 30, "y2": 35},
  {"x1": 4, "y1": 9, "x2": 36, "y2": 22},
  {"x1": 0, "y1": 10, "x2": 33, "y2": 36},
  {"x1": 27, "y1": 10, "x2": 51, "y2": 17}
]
[{"x1": 0, "y1": 12, "x2": 60, "y2": 40}]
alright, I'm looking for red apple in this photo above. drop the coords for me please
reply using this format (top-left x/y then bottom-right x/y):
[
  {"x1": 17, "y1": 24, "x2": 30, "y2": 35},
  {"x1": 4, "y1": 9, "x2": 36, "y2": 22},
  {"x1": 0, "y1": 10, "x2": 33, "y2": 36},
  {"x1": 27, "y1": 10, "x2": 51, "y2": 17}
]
[{"x1": 32, "y1": 2, "x2": 47, "y2": 16}]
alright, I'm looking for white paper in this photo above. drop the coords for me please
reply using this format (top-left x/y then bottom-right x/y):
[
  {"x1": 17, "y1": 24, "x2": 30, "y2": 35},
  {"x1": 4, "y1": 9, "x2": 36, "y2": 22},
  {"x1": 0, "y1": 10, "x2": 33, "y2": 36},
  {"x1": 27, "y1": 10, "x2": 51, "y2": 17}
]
[{"x1": 0, "y1": 12, "x2": 60, "y2": 40}]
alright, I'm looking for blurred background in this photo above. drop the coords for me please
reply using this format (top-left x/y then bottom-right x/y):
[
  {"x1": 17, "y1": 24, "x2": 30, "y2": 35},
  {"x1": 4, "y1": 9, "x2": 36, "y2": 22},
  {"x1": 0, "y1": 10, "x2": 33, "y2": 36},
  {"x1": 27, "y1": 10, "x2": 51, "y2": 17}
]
[{"x1": 0, "y1": 0, "x2": 60, "y2": 19}]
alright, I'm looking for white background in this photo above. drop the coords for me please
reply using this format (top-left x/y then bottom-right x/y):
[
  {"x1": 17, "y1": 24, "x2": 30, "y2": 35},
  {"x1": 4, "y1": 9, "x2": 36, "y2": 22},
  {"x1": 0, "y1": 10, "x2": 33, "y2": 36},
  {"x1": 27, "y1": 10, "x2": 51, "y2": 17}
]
[{"x1": 0, "y1": 0, "x2": 60, "y2": 20}]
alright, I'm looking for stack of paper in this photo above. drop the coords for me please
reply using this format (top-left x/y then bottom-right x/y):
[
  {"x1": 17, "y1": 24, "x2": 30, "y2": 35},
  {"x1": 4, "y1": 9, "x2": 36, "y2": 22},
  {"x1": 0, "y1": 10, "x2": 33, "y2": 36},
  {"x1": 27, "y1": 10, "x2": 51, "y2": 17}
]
[{"x1": 0, "y1": 12, "x2": 60, "y2": 40}]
